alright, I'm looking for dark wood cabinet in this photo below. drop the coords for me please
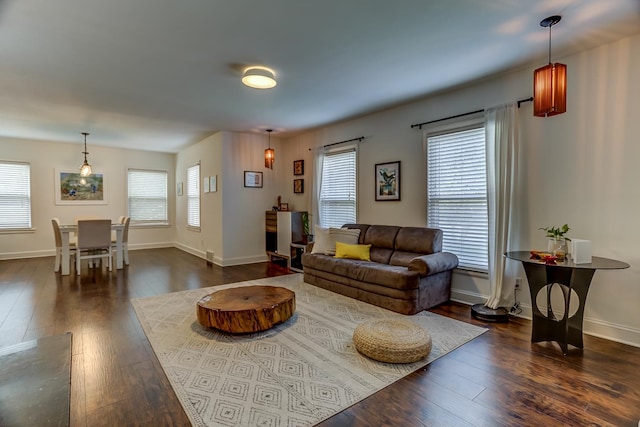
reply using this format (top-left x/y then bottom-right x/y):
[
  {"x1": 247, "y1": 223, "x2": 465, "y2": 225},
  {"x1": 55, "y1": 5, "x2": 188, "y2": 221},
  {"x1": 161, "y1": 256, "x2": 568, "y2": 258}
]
[{"x1": 266, "y1": 211, "x2": 306, "y2": 268}]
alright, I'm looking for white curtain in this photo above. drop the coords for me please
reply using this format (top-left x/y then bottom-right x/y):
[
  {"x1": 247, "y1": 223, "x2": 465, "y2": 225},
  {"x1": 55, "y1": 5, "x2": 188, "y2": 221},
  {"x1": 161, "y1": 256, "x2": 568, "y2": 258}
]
[
  {"x1": 484, "y1": 103, "x2": 520, "y2": 309},
  {"x1": 310, "y1": 146, "x2": 325, "y2": 233}
]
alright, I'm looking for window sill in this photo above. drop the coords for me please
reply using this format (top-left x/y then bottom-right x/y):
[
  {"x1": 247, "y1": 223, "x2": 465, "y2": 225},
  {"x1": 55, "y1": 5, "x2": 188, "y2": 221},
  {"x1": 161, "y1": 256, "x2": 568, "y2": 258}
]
[
  {"x1": 0, "y1": 228, "x2": 36, "y2": 235},
  {"x1": 131, "y1": 222, "x2": 170, "y2": 229},
  {"x1": 187, "y1": 226, "x2": 201, "y2": 232},
  {"x1": 454, "y1": 267, "x2": 489, "y2": 279}
]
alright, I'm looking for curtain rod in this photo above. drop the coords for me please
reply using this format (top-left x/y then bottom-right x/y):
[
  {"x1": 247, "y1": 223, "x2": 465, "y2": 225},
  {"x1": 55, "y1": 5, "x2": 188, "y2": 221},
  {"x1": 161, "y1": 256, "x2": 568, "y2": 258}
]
[
  {"x1": 323, "y1": 136, "x2": 365, "y2": 149},
  {"x1": 410, "y1": 97, "x2": 534, "y2": 130}
]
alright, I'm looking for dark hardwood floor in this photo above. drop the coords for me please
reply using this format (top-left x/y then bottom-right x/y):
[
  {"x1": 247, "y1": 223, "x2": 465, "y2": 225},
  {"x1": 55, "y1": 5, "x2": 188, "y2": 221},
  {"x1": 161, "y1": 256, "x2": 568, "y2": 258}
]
[{"x1": 1, "y1": 248, "x2": 638, "y2": 426}]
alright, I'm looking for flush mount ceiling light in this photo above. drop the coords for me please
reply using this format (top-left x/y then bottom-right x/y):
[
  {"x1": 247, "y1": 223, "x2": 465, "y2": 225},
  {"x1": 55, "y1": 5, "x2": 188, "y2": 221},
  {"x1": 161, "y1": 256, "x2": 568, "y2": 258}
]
[
  {"x1": 533, "y1": 15, "x2": 567, "y2": 117},
  {"x1": 79, "y1": 132, "x2": 93, "y2": 177},
  {"x1": 264, "y1": 129, "x2": 274, "y2": 169},
  {"x1": 242, "y1": 67, "x2": 277, "y2": 89}
]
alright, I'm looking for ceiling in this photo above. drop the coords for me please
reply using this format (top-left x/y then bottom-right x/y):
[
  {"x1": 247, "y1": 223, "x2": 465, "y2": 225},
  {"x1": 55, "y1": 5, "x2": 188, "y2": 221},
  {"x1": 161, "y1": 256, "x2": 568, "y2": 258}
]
[{"x1": 0, "y1": 0, "x2": 638, "y2": 153}]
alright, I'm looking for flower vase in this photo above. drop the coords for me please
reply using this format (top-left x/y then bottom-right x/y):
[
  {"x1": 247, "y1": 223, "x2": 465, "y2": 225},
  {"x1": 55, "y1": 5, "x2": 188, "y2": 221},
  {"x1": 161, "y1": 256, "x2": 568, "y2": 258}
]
[{"x1": 547, "y1": 238, "x2": 568, "y2": 261}]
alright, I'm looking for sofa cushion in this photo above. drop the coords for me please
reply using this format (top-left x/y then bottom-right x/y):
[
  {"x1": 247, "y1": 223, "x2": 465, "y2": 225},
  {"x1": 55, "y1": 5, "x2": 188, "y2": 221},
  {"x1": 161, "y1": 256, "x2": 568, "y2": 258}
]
[
  {"x1": 388, "y1": 251, "x2": 417, "y2": 267},
  {"x1": 303, "y1": 253, "x2": 419, "y2": 291},
  {"x1": 394, "y1": 227, "x2": 442, "y2": 254},
  {"x1": 334, "y1": 242, "x2": 371, "y2": 261},
  {"x1": 311, "y1": 227, "x2": 361, "y2": 255},
  {"x1": 342, "y1": 224, "x2": 370, "y2": 244},
  {"x1": 310, "y1": 227, "x2": 331, "y2": 254},
  {"x1": 363, "y1": 225, "x2": 400, "y2": 264},
  {"x1": 326, "y1": 228, "x2": 361, "y2": 255}
]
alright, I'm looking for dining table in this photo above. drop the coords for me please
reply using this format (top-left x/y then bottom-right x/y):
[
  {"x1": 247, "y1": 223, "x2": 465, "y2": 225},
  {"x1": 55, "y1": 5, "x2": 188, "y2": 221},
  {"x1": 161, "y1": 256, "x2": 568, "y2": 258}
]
[{"x1": 59, "y1": 223, "x2": 125, "y2": 275}]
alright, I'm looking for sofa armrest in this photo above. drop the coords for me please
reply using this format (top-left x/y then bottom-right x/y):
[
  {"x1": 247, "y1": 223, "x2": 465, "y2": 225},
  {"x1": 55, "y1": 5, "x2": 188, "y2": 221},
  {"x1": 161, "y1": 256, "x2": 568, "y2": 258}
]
[{"x1": 408, "y1": 252, "x2": 459, "y2": 277}]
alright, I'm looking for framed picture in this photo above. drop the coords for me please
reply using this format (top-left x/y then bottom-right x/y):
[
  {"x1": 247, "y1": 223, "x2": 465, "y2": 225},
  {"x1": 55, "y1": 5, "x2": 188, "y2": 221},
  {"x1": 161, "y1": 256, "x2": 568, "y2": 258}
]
[
  {"x1": 210, "y1": 175, "x2": 217, "y2": 192},
  {"x1": 203, "y1": 176, "x2": 210, "y2": 193},
  {"x1": 293, "y1": 159, "x2": 304, "y2": 176},
  {"x1": 55, "y1": 169, "x2": 107, "y2": 205},
  {"x1": 279, "y1": 202, "x2": 289, "y2": 211},
  {"x1": 177, "y1": 182, "x2": 183, "y2": 196},
  {"x1": 244, "y1": 171, "x2": 263, "y2": 188},
  {"x1": 294, "y1": 179, "x2": 304, "y2": 194},
  {"x1": 375, "y1": 161, "x2": 401, "y2": 201}
]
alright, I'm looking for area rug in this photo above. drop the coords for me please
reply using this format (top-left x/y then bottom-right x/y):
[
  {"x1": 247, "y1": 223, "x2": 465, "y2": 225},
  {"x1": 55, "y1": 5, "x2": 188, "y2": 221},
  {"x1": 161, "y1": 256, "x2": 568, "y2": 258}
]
[{"x1": 131, "y1": 275, "x2": 486, "y2": 427}]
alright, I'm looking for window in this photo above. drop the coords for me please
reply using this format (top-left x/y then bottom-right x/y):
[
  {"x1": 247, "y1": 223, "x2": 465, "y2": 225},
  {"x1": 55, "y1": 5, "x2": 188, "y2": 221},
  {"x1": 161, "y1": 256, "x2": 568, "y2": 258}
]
[
  {"x1": 427, "y1": 126, "x2": 488, "y2": 271},
  {"x1": 127, "y1": 169, "x2": 168, "y2": 224},
  {"x1": 320, "y1": 147, "x2": 357, "y2": 228},
  {"x1": 187, "y1": 163, "x2": 200, "y2": 228},
  {"x1": 0, "y1": 161, "x2": 31, "y2": 230}
]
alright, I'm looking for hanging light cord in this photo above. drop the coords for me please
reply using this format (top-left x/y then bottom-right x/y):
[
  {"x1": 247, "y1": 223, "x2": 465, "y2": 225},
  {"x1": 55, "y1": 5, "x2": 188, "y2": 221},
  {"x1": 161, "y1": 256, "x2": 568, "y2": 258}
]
[
  {"x1": 548, "y1": 24, "x2": 552, "y2": 64},
  {"x1": 82, "y1": 132, "x2": 90, "y2": 162}
]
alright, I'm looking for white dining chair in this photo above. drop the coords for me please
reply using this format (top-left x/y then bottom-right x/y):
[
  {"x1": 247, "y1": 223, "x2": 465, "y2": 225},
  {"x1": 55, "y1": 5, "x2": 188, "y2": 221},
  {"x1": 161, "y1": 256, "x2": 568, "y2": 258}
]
[
  {"x1": 74, "y1": 215, "x2": 100, "y2": 224},
  {"x1": 52, "y1": 218, "x2": 76, "y2": 272},
  {"x1": 112, "y1": 216, "x2": 131, "y2": 265},
  {"x1": 76, "y1": 219, "x2": 112, "y2": 274}
]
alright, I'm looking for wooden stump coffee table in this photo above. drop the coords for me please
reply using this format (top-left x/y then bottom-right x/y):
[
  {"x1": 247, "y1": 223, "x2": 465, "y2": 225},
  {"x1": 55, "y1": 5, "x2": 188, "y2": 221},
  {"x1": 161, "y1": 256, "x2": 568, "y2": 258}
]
[{"x1": 196, "y1": 286, "x2": 295, "y2": 333}]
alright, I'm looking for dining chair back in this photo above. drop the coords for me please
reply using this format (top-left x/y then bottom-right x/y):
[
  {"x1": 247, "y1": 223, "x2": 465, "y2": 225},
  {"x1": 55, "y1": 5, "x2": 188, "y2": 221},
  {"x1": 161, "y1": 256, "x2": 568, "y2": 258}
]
[
  {"x1": 112, "y1": 216, "x2": 131, "y2": 265},
  {"x1": 52, "y1": 218, "x2": 76, "y2": 272},
  {"x1": 76, "y1": 219, "x2": 112, "y2": 274}
]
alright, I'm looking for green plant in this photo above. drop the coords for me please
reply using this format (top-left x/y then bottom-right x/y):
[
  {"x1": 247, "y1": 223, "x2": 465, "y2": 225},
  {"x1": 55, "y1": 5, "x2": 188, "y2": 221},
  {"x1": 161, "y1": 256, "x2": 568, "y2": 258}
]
[
  {"x1": 539, "y1": 224, "x2": 571, "y2": 240},
  {"x1": 301, "y1": 212, "x2": 310, "y2": 236}
]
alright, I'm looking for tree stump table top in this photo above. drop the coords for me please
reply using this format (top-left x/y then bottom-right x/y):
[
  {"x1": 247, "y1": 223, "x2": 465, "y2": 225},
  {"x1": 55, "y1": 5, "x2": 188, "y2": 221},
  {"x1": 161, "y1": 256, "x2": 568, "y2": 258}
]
[{"x1": 196, "y1": 286, "x2": 296, "y2": 333}]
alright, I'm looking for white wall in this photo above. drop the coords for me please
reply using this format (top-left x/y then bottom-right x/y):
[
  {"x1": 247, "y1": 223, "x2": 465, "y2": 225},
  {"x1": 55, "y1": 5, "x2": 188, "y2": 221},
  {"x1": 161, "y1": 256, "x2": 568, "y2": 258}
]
[
  {"x1": 174, "y1": 131, "x2": 283, "y2": 266},
  {"x1": 281, "y1": 33, "x2": 640, "y2": 347},
  {"x1": 0, "y1": 136, "x2": 175, "y2": 258}
]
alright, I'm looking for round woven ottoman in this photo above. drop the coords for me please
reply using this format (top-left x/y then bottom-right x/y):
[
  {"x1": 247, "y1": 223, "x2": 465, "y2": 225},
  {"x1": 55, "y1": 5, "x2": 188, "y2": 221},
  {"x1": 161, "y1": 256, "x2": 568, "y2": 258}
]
[{"x1": 353, "y1": 318, "x2": 432, "y2": 363}]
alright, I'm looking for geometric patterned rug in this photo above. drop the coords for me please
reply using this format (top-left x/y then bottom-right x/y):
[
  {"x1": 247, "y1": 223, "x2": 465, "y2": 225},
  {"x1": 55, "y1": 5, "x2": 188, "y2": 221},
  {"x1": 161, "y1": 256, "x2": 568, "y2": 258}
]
[{"x1": 131, "y1": 274, "x2": 487, "y2": 427}]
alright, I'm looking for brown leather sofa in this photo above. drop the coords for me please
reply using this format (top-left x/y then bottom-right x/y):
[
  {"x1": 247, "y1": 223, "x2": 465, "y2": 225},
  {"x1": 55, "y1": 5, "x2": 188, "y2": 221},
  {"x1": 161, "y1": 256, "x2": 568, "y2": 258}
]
[{"x1": 301, "y1": 224, "x2": 459, "y2": 315}]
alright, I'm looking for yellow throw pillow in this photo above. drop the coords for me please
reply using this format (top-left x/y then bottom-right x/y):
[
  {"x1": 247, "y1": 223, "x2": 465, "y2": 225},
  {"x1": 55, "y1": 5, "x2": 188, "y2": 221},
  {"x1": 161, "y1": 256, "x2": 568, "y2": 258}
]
[{"x1": 334, "y1": 242, "x2": 372, "y2": 261}]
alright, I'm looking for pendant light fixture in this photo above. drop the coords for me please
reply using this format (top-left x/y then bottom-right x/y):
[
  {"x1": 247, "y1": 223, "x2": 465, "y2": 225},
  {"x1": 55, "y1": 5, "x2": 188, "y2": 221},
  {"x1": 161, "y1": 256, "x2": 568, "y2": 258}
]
[
  {"x1": 242, "y1": 67, "x2": 277, "y2": 89},
  {"x1": 79, "y1": 132, "x2": 93, "y2": 177},
  {"x1": 264, "y1": 129, "x2": 275, "y2": 169},
  {"x1": 533, "y1": 15, "x2": 567, "y2": 117}
]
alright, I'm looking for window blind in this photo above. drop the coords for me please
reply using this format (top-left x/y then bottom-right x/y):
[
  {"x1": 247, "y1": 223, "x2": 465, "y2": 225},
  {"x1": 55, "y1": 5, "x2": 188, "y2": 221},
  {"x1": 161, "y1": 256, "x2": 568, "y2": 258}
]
[
  {"x1": 127, "y1": 169, "x2": 168, "y2": 224},
  {"x1": 187, "y1": 164, "x2": 200, "y2": 228},
  {"x1": 320, "y1": 148, "x2": 357, "y2": 228},
  {"x1": 427, "y1": 127, "x2": 488, "y2": 271},
  {"x1": 0, "y1": 161, "x2": 31, "y2": 229}
]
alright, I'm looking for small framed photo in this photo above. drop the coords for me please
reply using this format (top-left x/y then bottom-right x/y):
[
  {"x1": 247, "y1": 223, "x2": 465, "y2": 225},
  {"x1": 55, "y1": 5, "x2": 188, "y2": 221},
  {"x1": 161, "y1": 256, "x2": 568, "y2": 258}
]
[
  {"x1": 293, "y1": 159, "x2": 304, "y2": 176},
  {"x1": 203, "y1": 176, "x2": 210, "y2": 193},
  {"x1": 375, "y1": 161, "x2": 401, "y2": 201},
  {"x1": 177, "y1": 182, "x2": 183, "y2": 196},
  {"x1": 294, "y1": 179, "x2": 304, "y2": 194},
  {"x1": 210, "y1": 175, "x2": 217, "y2": 192},
  {"x1": 279, "y1": 202, "x2": 289, "y2": 211},
  {"x1": 244, "y1": 171, "x2": 263, "y2": 188}
]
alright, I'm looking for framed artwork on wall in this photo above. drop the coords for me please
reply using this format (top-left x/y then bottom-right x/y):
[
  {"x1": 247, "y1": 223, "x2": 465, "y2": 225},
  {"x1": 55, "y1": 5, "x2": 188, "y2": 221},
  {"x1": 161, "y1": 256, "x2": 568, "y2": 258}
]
[
  {"x1": 293, "y1": 159, "x2": 304, "y2": 176},
  {"x1": 54, "y1": 169, "x2": 107, "y2": 205},
  {"x1": 210, "y1": 175, "x2": 217, "y2": 192},
  {"x1": 294, "y1": 179, "x2": 304, "y2": 194},
  {"x1": 177, "y1": 182, "x2": 183, "y2": 196},
  {"x1": 375, "y1": 161, "x2": 401, "y2": 201},
  {"x1": 244, "y1": 171, "x2": 263, "y2": 188}
]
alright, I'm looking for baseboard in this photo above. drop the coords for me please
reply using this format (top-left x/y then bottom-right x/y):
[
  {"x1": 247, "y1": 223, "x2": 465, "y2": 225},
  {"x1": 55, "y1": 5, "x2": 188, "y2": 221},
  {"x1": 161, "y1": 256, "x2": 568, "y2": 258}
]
[
  {"x1": 219, "y1": 254, "x2": 270, "y2": 267},
  {"x1": 451, "y1": 288, "x2": 639, "y2": 348},
  {"x1": 173, "y1": 243, "x2": 269, "y2": 267},
  {"x1": 174, "y1": 242, "x2": 206, "y2": 261},
  {"x1": 128, "y1": 242, "x2": 174, "y2": 250},
  {"x1": 0, "y1": 249, "x2": 54, "y2": 260},
  {"x1": 0, "y1": 242, "x2": 175, "y2": 261}
]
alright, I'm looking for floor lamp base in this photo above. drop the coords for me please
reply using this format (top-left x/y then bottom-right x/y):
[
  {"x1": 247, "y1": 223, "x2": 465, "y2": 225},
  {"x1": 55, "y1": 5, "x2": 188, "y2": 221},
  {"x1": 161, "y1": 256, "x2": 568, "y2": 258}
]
[{"x1": 471, "y1": 303, "x2": 509, "y2": 322}]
